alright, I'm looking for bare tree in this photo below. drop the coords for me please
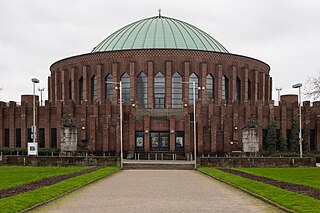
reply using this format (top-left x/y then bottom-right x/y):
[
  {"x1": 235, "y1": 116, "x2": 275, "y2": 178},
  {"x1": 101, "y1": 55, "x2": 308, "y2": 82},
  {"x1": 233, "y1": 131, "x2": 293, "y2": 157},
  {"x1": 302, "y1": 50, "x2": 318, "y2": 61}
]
[{"x1": 304, "y1": 72, "x2": 320, "y2": 100}]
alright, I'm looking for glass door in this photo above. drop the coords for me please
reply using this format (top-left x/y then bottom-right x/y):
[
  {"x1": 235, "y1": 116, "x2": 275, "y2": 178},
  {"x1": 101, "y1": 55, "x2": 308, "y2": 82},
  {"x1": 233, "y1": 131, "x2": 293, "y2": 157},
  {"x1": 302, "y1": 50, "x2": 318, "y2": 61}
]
[{"x1": 150, "y1": 132, "x2": 169, "y2": 151}]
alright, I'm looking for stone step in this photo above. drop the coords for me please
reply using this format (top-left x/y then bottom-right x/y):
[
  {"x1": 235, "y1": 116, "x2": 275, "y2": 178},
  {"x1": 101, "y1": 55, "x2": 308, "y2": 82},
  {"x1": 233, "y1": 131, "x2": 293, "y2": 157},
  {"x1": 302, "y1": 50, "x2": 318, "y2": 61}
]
[{"x1": 123, "y1": 160, "x2": 195, "y2": 170}]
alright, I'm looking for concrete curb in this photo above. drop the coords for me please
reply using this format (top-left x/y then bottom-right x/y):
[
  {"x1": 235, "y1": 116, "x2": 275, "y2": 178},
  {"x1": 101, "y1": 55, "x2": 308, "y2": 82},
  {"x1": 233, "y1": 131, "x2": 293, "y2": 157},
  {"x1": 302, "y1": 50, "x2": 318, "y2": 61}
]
[
  {"x1": 21, "y1": 168, "x2": 120, "y2": 212},
  {"x1": 198, "y1": 170, "x2": 295, "y2": 213}
]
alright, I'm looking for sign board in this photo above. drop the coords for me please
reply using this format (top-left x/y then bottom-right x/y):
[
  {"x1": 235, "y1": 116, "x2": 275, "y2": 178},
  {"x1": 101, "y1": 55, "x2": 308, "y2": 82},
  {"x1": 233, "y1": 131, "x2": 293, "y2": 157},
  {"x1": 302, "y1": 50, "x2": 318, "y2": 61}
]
[{"x1": 28, "y1": 143, "x2": 38, "y2": 156}]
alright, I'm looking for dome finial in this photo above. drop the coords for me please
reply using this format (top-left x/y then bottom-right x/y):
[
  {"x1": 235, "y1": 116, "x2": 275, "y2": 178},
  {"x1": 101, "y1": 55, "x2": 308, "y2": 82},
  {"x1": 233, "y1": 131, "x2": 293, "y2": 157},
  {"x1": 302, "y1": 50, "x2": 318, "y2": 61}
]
[{"x1": 158, "y1": 8, "x2": 162, "y2": 17}]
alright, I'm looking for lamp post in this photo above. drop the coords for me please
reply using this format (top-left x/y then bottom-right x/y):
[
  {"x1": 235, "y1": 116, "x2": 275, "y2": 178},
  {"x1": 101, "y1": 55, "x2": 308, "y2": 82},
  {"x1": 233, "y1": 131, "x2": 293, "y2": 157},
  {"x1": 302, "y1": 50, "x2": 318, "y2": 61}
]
[
  {"x1": 38, "y1": 87, "x2": 44, "y2": 106},
  {"x1": 276, "y1": 87, "x2": 282, "y2": 106},
  {"x1": 182, "y1": 80, "x2": 201, "y2": 170},
  {"x1": 292, "y1": 83, "x2": 303, "y2": 158},
  {"x1": 108, "y1": 81, "x2": 123, "y2": 169},
  {"x1": 31, "y1": 78, "x2": 39, "y2": 156}
]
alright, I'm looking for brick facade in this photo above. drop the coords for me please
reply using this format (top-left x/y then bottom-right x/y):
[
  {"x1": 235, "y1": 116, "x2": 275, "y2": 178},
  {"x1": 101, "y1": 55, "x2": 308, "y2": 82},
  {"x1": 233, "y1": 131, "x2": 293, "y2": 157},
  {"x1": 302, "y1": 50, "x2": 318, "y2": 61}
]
[{"x1": 1, "y1": 49, "x2": 319, "y2": 155}]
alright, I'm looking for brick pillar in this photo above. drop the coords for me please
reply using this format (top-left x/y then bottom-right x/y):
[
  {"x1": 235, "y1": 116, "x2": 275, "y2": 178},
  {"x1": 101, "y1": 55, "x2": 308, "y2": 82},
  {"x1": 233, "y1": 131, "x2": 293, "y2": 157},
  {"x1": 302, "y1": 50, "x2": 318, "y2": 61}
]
[
  {"x1": 112, "y1": 63, "x2": 118, "y2": 105},
  {"x1": 102, "y1": 115, "x2": 109, "y2": 152},
  {"x1": 147, "y1": 61, "x2": 154, "y2": 108},
  {"x1": 257, "y1": 103, "x2": 263, "y2": 148},
  {"x1": 184, "y1": 114, "x2": 191, "y2": 153},
  {"x1": 254, "y1": 70, "x2": 258, "y2": 101},
  {"x1": 260, "y1": 72, "x2": 265, "y2": 103},
  {"x1": 197, "y1": 101, "x2": 203, "y2": 153},
  {"x1": 44, "y1": 101, "x2": 50, "y2": 148},
  {"x1": 130, "y1": 62, "x2": 136, "y2": 104},
  {"x1": 61, "y1": 69, "x2": 67, "y2": 102},
  {"x1": 48, "y1": 77, "x2": 51, "y2": 102},
  {"x1": 20, "y1": 102, "x2": 27, "y2": 148},
  {"x1": 183, "y1": 62, "x2": 190, "y2": 104},
  {"x1": 166, "y1": 61, "x2": 172, "y2": 108},
  {"x1": 56, "y1": 101, "x2": 62, "y2": 150},
  {"x1": 129, "y1": 114, "x2": 136, "y2": 151},
  {"x1": 89, "y1": 115, "x2": 97, "y2": 151},
  {"x1": 230, "y1": 66, "x2": 237, "y2": 102},
  {"x1": 200, "y1": 63, "x2": 207, "y2": 104},
  {"x1": 50, "y1": 73, "x2": 55, "y2": 103},
  {"x1": 97, "y1": 64, "x2": 102, "y2": 103},
  {"x1": 144, "y1": 115, "x2": 150, "y2": 152},
  {"x1": 82, "y1": 66, "x2": 88, "y2": 102},
  {"x1": 244, "y1": 68, "x2": 248, "y2": 100},
  {"x1": 216, "y1": 64, "x2": 222, "y2": 104},
  {"x1": 265, "y1": 74, "x2": 270, "y2": 102},
  {"x1": 9, "y1": 102, "x2": 16, "y2": 147},
  {"x1": 170, "y1": 116, "x2": 175, "y2": 152},
  {"x1": 210, "y1": 115, "x2": 217, "y2": 153},
  {"x1": 280, "y1": 103, "x2": 287, "y2": 138},
  {"x1": 55, "y1": 70, "x2": 60, "y2": 101},
  {"x1": 71, "y1": 68, "x2": 76, "y2": 101}
]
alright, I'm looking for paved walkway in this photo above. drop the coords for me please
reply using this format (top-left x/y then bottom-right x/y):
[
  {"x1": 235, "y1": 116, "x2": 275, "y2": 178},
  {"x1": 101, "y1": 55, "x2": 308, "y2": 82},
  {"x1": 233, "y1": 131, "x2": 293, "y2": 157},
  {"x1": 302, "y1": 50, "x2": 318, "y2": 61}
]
[{"x1": 31, "y1": 170, "x2": 283, "y2": 213}]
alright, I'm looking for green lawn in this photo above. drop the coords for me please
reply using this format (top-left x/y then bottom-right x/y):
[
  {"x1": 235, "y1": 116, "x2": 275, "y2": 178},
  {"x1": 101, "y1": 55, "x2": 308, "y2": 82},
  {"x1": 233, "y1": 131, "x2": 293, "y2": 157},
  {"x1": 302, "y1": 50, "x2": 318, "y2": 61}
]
[
  {"x1": 235, "y1": 168, "x2": 320, "y2": 189},
  {"x1": 0, "y1": 166, "x2": 119, "y2": 213},
  {"x1": 199, "y1": 168, "x2": 320, "y2": 213},
  {"x1": 0, "y1": 166, "x2": 89, "y2": 190}
]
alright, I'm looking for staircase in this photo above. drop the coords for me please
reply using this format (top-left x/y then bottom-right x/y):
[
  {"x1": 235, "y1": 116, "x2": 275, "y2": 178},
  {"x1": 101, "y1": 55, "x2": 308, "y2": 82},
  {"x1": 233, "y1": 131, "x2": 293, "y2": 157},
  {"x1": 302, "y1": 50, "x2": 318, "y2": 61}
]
[{"x1": 123, "y1": 160, "x2": 195, "y2": 170}]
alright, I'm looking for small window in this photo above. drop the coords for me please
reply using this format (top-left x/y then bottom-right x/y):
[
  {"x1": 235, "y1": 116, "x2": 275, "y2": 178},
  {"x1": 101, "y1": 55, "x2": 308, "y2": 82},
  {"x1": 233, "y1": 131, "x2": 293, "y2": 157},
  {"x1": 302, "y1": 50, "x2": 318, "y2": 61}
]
[{"x1": 189, "y1": 73, "x2": 199, "y2": 104}]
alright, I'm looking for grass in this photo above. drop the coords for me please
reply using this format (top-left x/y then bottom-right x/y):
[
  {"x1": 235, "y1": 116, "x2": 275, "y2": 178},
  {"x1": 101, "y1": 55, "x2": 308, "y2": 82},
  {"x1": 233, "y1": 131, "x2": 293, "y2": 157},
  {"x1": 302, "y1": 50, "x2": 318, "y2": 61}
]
[
  {"x1": 0, "y1": 166, "x2": 119, "y2": 213},
  {"x1": 0, "y1": 166, "x2": 89, "y2": 190},
  {"x1": 199, "y1": 167, "x2": 320, "y2": 213},
  {"x1": 234, "y1": 168, "x2": 320, "y2": 189}
]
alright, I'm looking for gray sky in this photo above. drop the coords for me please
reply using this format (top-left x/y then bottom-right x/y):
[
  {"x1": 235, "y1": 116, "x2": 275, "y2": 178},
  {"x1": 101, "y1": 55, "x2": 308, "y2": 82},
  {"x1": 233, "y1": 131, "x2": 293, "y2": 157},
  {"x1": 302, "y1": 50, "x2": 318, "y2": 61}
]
[{"x1": 0, "y1": 0, "x2": 320, "y2": 102}]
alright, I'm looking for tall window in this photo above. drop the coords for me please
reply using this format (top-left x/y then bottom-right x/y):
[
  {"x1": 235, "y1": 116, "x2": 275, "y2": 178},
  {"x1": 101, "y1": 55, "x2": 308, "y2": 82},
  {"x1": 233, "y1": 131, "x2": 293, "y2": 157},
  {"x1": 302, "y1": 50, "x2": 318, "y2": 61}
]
[
  {"x1": 79, "y1": 77, "x2": 83, "y2": 101},
  {"x1": 51, "y1": 128, "x2": 57, "y2": 148},
  {"x1": 105, "y1": 74, "x2": 113, "y2": 101},
  {"x1": 189, "y1": 73, "x2": 198, "y2": 104},
  {"x1": 248, "y1": 80, "x2": 251, "y2": 100},
  {"x1": 121, "y1": 73, "x2": 130, "y2": 104},
  {"x1": 236, "y1": 77, "x2": 241, "y2": 102},
  {"x1": 222, "y1": 75, "x2": 229, "y2": 100},
  {"x1": 154, "y1": 72, "x2": 165, "y2": 108},
  {"x1": 39, "y1": 128, "x2": 45, "y2": 148},
  {"x1": 172, "y1": 72, "x2": 182, "y2": 108},
  {"x1": 206, "y1": 74, "x2": 214, "y2": 101},
  {"x1": 91, "y1": 75, "x2": 97, "y2": 102},
  {"x1": 4, "y1": 129, "x2": 9, "y2": 147},
  {"x1": 15, "y1": 128, "x2": 21, "y2": 148},
  {"x1": 137, "y1": 72, "x2": 148, "y2": 108},
  {"x1": 69, "y1": 79, "x2": 72, "y2": 100}
]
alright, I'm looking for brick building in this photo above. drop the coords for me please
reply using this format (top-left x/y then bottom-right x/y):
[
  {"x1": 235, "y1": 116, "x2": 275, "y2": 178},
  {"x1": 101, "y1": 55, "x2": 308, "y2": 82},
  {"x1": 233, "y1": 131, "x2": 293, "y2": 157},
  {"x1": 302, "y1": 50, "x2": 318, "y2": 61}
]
[{"x1": 1, "y1": 14, "x2": 320, "y2": 156}]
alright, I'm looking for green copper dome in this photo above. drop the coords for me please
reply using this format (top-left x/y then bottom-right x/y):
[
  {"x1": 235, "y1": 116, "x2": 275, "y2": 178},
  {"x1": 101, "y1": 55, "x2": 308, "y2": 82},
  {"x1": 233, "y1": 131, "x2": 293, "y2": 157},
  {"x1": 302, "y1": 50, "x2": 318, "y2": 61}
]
[{"x1": 92, "y1": 15, "x2": 228, "y2": 53}]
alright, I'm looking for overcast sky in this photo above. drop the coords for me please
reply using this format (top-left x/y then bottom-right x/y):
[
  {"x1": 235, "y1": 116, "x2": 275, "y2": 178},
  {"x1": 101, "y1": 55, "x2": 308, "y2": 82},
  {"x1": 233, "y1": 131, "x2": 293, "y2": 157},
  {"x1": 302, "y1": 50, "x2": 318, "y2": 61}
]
[{"x1": 0, "y1": 0, "x2": 320, "y2": 102}]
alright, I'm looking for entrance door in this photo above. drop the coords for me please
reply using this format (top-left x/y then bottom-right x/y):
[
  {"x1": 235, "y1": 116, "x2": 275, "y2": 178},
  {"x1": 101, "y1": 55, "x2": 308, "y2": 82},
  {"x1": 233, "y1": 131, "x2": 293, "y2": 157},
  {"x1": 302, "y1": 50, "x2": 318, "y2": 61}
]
[{"x1": 150, "y1": 132, "x2": 169, "y2": 151}]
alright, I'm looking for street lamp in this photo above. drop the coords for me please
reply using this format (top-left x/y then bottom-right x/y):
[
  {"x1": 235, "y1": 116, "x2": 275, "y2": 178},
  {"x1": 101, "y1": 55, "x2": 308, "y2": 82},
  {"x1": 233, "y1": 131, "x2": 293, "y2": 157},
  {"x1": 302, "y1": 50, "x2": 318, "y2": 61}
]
[
  {"x1": 31, "y1": 78, "x2": 39, "y2": 156},
  {"x1": 275, "y1": 87, "x2": 282, "y2": 106},
  {"x1": 38, "y1": 87, "x2": 44, "y2": 106},
  {"x1": 292, "y1": 83, "x2": 303, "y2": 158},
  {"x1": 108, "y1": 81, "x2": 123, "y2": 169},
  {"x1": 182, "y1": 80, "x2": 203, "y2": 170}
]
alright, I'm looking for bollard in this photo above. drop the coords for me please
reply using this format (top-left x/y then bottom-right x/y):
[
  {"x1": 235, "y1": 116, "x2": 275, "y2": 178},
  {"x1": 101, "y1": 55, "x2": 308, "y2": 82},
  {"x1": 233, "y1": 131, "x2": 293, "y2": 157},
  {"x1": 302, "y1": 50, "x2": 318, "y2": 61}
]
[
  {"x1": 148, "y1": 153, "x2": 150, "y2": 160},
  {"x1": 134, "y1": 153, "x2": 137, "y2": 160},
  {"x1": 103, "y1": 153, "x2": 105, "y2": 157},
  {"x1": 155, "y1": 153, "x2": 157, "y2": 161},
  {"x1": 161, "y1": 153, "x2": 163, "y2": 160},
  {"x1": 138, "y1": 153, "x2": 140, "y2": 161},
  {"x1": 17, "y1": 151, "x2": 19, "y2": 156}
]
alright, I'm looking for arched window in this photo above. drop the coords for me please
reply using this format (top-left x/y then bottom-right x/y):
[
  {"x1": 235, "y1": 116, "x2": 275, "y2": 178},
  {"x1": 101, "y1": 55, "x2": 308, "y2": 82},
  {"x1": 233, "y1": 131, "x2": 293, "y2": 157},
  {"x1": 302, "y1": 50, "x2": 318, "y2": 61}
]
[
  {"x1": 69, "y1": 79, "x2": 72, "y2": 100},
  {"x1": 105, "y1": 74, "x2": 113, "y2": 101},
  {"x1": 137, "y1": 72, "x2": 147, "y2": 108},
  {"x1": 79, "y1": 77, "x2": 83, "y2": 102},
  {"x1": 206, "y1": 74, "x2": 214, "y2": 101},
  {"x1": 172, "y1": 72, "x2": 182, "y2": 108},
  {"x1": 248, "y1": 80, "x2": 251, "y2": 100},
  {"x1": 222, "y1": 75, "x2": 229, "y2": 100},
  {"x1": 154, "y1": 72, "x2": 165, "y2": 108},
  {"x1": 121, "y1": 73, "x2": 130, "y2": 104},
  {"x1": 91, "y1": 75, "x2": 97, "y2": 102},
  {"x1": 189, "y1": 73, "x2": 198, "y2": 104},
  {"x1": 236, "y1": 77, "x2": 241, "y2": 102}
]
